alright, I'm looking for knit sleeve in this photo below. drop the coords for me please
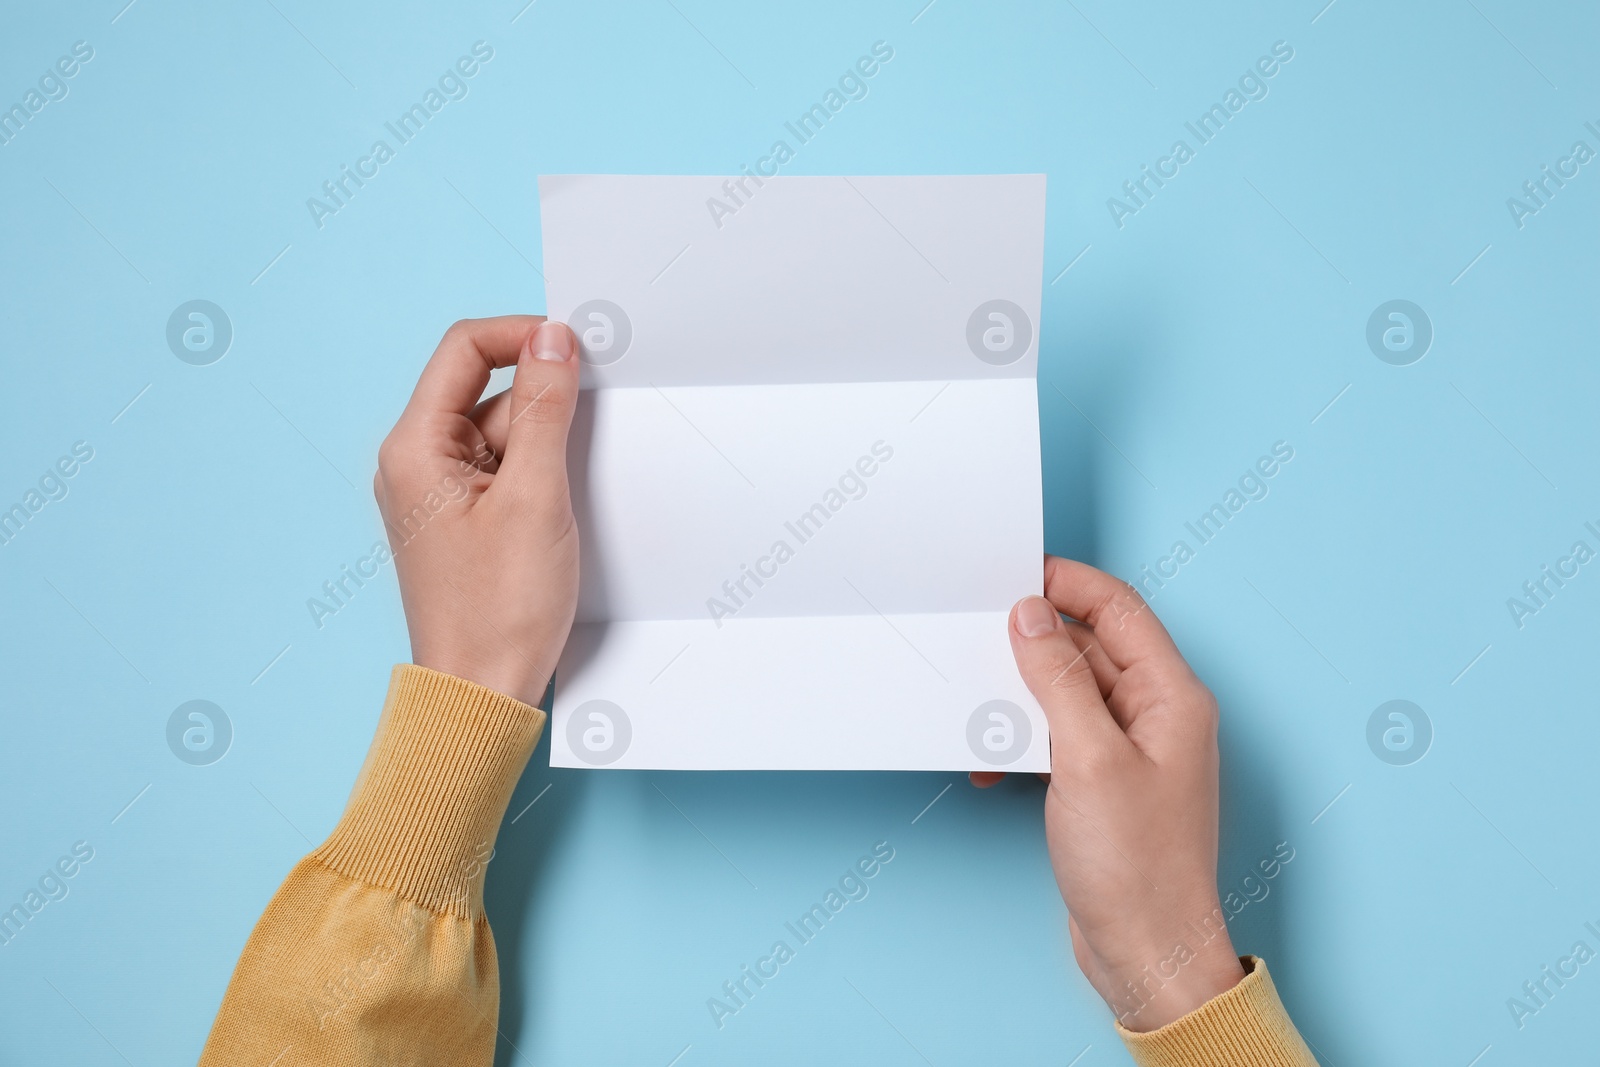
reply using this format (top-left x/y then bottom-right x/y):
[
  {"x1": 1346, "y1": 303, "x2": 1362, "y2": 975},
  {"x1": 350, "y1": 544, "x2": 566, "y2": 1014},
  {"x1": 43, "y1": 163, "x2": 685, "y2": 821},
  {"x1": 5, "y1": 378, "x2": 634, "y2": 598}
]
[
  {"x1": 1117, "y1": 956, "x2": 1319, "y2": 1067},
  {"x1": 199, "y1": 665, "x2": 545, "y2": 1066}
]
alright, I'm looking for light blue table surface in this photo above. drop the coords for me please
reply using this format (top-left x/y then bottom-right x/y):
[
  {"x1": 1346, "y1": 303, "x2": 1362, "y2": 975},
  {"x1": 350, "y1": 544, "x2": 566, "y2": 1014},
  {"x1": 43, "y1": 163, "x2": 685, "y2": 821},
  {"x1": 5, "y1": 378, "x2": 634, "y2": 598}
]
[{"x1": 3, "y1": 1, "x2": 1597, "y2": 1063}]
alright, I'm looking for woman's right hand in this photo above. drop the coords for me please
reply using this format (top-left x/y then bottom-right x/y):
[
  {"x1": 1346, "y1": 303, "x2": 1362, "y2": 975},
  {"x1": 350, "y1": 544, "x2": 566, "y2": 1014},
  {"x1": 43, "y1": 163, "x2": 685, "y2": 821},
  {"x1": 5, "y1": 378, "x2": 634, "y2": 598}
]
[{"x1": 979, "y1": 556, "x2": 1245, "y2": 1031}]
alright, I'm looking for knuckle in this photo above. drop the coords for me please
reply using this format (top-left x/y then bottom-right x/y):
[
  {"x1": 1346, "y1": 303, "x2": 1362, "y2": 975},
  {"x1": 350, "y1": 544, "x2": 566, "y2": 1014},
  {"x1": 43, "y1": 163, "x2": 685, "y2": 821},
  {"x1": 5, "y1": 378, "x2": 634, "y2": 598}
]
[
  {"x1": 513, "y1": 379, "x2": 571, "y2": 427},
  {"x1": 377, "y1": 436, "x2": 404, "y2": 468},
  {"x1": 1154, "y1": 677, "x2": 1220, "y2": 737},
  {"x1": 376, "y1": 438, "x2": 430, "y2": 495},
  {"x1": 377, "y1": 428, "x2": 417, "y2": 471},
  {"x1": 1105, "y1": 583, "x2": 1149, "y2": 627},
  {"x1": 1042, "y1": 645, "x2": 1094, "y2": 692},
  {"x1": 1118, "y1": 581, "x2": 1149, "y2": 611}
]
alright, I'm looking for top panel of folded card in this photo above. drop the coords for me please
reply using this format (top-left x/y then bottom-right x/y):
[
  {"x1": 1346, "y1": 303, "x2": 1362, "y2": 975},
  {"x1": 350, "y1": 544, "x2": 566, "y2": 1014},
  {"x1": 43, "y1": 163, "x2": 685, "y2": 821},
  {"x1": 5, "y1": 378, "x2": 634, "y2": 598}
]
[{"x1": 539, "y1": 174, "x2": 1045, "y2": 387}]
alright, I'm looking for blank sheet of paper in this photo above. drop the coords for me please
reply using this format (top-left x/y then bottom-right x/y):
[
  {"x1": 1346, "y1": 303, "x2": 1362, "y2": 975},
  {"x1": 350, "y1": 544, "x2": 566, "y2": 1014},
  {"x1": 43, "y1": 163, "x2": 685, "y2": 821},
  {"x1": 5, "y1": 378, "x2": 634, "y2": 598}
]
[{"x1": 541, "y1": 174, "x2": 1047, "y2": 771}]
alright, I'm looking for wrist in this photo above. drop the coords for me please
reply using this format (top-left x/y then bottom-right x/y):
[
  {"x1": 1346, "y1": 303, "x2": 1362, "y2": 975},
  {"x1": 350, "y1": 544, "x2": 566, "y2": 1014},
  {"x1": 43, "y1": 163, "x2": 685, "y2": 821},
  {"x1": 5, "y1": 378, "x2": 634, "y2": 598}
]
[
  {"x1": 412, "y1": 646, "x2": 552, "y2": 708},
  {"x1": 1091, "y1": 921, "x2": 1245, "y2": 1032}
]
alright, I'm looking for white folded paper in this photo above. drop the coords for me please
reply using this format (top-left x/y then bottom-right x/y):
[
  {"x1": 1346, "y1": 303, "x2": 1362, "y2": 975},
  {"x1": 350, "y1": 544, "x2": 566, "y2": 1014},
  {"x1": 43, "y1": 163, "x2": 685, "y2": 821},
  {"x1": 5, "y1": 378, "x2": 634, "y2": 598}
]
[{"x1": 541, "y1": 174, "x2": 1047, "y2": 771}]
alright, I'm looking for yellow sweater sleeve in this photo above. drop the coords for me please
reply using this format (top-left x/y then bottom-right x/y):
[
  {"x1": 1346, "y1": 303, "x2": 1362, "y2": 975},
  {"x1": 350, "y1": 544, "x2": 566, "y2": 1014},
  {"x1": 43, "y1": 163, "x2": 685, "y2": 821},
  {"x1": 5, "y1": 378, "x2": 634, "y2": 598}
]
[
  {"x1": 201, "y1": 665, "x2": 1312, "y2": 1066},
  {"x1": 1117, "y1": 956, "x2": 1318, "y2": 1067},
  {"x1": 199, "y1": 665, "x2": 545, "y2": 1067}
]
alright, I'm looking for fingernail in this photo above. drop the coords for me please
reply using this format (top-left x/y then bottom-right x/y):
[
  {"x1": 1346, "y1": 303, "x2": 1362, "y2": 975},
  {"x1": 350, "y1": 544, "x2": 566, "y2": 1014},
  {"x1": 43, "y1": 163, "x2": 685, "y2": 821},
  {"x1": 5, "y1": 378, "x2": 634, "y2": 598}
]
[
  {"x1": 531, "y1": 320, "x2": 574, "y2": 362},
  {"x1": 1015, "y1": 596, "x2": 1060, "y2": 638}
]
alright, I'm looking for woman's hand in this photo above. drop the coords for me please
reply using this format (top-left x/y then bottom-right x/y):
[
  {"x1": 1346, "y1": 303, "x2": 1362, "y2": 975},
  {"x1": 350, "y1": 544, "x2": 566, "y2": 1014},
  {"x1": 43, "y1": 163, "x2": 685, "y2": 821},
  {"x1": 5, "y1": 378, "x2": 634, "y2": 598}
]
[
  {"x1": 977, "y1": 556, "x2": 1245, "y2": 1031},
  {"x1": 374, "y1": 316, "x2": 581, "y2": 706}
]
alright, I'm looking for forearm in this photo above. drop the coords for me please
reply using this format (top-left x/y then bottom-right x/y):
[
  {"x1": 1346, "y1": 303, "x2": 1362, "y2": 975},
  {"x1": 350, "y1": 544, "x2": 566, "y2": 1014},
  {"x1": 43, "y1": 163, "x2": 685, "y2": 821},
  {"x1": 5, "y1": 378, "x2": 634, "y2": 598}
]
[{"x1": 200, "y1": 666, "x2": 544, "y2": 1065}]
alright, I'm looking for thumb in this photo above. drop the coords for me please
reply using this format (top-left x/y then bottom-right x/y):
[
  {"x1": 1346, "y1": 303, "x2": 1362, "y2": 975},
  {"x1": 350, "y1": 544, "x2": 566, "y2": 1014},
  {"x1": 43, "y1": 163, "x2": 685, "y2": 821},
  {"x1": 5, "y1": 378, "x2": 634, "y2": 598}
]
[
  {"x1": 1010, "y1": 596, "x2": 1128, "y2": 765},
  {"x1": 498, "y1": 320, "x2": 580, "y2": 495}
]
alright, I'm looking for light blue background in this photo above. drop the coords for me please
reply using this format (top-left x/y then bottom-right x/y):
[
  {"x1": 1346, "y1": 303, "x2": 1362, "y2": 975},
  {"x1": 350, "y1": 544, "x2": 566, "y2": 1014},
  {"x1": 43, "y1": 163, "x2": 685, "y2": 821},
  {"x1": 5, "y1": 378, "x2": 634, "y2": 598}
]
[{"x1": 2, "y1": 1, "x2": 1596, "y2": 1063}]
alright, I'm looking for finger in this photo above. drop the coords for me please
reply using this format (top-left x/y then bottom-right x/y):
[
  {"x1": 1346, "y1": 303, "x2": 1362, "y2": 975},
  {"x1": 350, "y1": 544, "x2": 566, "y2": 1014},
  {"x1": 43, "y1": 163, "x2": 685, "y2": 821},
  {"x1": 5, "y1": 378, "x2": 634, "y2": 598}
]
[
  {"x1": 403, "y1": 315, "x2": 545, "y2": 423},
  {"x1": 1063, "y1": 620, "x2": 1122, "y2": 697},
  {"x1": 468, "y1": 389, "x2": 513, "y2": 469},
  {"x1": 968, "y1": 771, "x2": 1051, "y2": 789},
  {"x1": 1042, "y1": 556, "x2": 1187, "y2": 676},
  {"x1": 496, "y1": 320, "x2": 580, "y2": 496},
  {"x1": 1011, "y1": 595, "x2": 1130, "y2": 757}
]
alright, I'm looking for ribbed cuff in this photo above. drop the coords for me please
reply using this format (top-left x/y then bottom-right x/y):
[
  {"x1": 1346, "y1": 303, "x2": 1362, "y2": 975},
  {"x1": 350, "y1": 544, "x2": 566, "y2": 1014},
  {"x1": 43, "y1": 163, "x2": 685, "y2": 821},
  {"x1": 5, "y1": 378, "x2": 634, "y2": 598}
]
[
  {"x1": 312, "y1": 665, "x2": 546, "y2": 920},
  {"x1": 1117, "y1": 957, "x2": 1316, "y2": 1067}
]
